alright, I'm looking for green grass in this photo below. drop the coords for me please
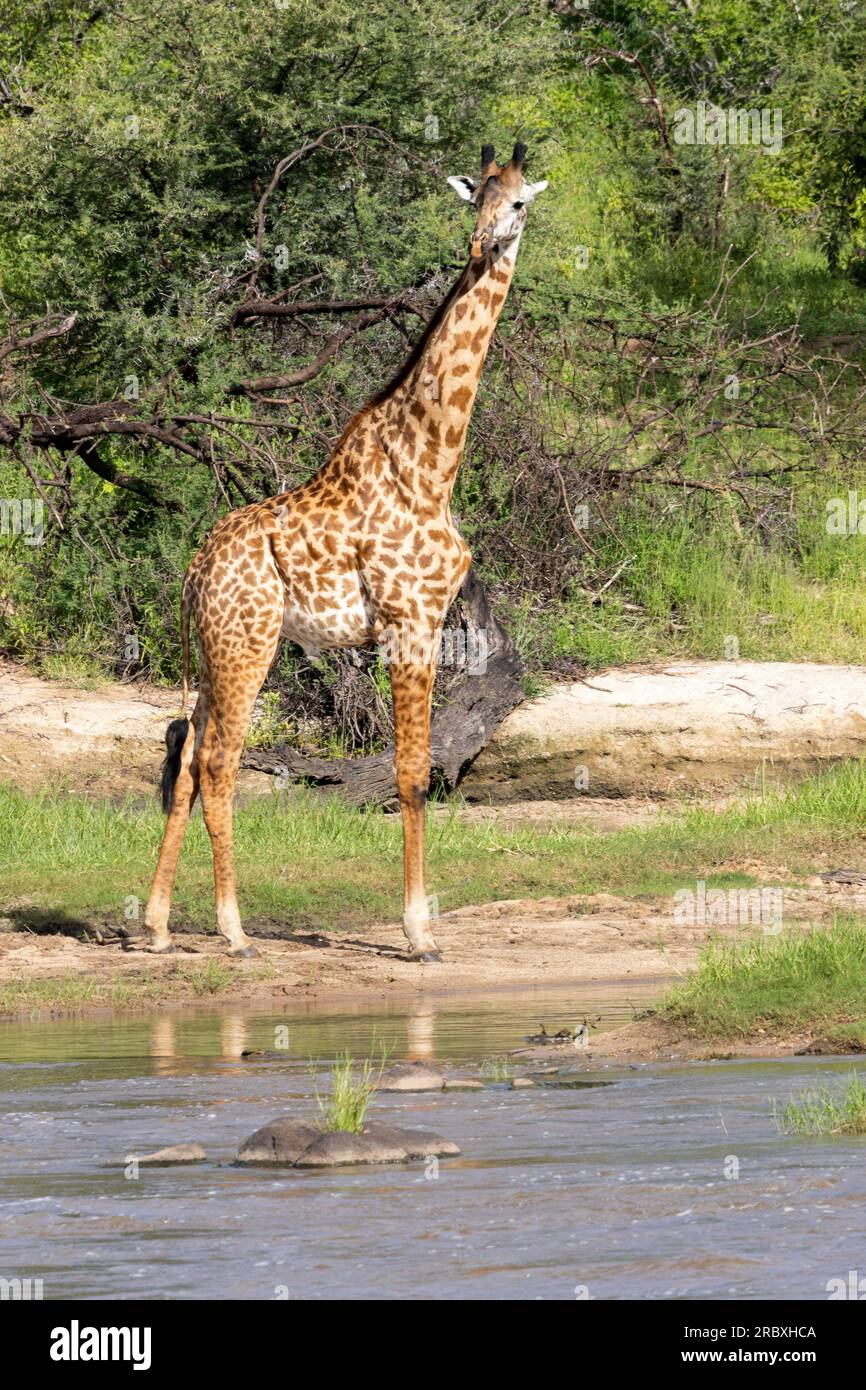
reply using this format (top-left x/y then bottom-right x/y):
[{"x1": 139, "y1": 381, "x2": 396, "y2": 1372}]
[
  {"x1": 0, "y1": 961, "x2": 239, "y2": 1017},
  {"x1": 313, "y1": 1049, "x2": 386, "y2": 1133},
  {"x1": 819, "y1": 1021, "x2": 866, "y2": 1051},
  {"x1": 480, "y1": 1054, "x2": 514, "y2": 1082},
  {"x1": 4, "y1": 759, "x2": 866, "y2": 937},
  {"x1": 5, "y1": 764, "x2": 866, "y2": 1038},
  {"x1": 31, "y1": 625, "x2": 114, "y2": 690},
  {"x1": 512, "y1": 489, "x2": 866, "y2": 676},
  {"x1": 0, "y1": 958, "x2": 280, "y2": 1015},
  {"x1": 0, "y1": 976, "x2": 97, "y2": 1012},
  {"x1": 775, "y1": 1071, "x2": 866, "y2": 1137},
  {"x1": 659, "y1": 919, "x2": 866, "y2": 1045},
  {"x1": 182, "y1": 960, "x2": 233, "y2": 996}
]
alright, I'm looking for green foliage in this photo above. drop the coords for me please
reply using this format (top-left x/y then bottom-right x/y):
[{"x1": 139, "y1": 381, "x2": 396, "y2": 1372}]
[
  {"x1": 245, "y1": 691, "x2": 294, "y2": 750},
  {"x1": 560, "y1": 0, "x2": 866, "y2": 274},
  {"x1": 0, "y1": 0, "x2": 560, "y2": 387},
  {"x1": 0, "y1": 0, "x2": 563, "y2": 693}
]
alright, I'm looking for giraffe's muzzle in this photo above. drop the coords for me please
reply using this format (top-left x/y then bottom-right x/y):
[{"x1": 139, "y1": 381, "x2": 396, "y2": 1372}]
[{"x1": 470, "y1": 232, "x2": 491, "y2": 258}]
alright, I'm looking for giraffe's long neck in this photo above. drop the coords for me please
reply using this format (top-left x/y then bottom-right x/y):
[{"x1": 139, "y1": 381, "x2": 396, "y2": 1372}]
[{"x1": 370, "y1": 239, "x2": 521, "y2": 510}]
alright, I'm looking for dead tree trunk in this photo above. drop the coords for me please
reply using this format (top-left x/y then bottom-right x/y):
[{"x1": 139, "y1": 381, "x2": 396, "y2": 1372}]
[{"x1": 242, "y1": 568, "x2": 523, "y2": 805}]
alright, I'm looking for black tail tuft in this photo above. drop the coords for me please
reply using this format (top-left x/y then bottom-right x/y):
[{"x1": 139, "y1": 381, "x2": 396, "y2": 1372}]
[{"x1": 160, "y1": 718, "x2": 190, "y2": 813}]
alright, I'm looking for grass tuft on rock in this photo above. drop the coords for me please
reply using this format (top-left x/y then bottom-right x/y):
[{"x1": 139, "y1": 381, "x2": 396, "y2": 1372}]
[
  {"x1": 481, "y1": 1054, "x2": 513, "y2": 1082},
  {"x1": 314, "y1": 1048, "x2": 388, "y2": 1134}
]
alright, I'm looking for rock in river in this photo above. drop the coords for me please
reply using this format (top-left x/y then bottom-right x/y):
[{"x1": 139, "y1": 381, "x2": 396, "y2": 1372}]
[
  {"x1": 236, "y1": 1118, "x2": 321, "y2": 1165},
  {"x1": 362, "y1": 1121, "x2": 460, "y2": 1158},
  {"x1": 126, "y1": 1143, "x2": 206, "y2": 1166},
  {"x1": 375, "y1": 1061, "x2": 446, "y2": 1092},
  {"x1": 295, "y1": 1130, "x2": 409, "y2": 1167},
  {"x1": 234, "y1": 1115, "x2": 460, "y2": 1168}
]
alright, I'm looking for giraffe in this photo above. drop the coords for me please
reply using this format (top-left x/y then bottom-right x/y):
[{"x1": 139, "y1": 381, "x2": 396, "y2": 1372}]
[{"x1": 143, "y1": 142, "x2": 547, "y2": 961}]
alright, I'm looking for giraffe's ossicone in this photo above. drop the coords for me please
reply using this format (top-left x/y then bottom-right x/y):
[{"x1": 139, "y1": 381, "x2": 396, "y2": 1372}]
[{"x1": 144, "y1": 142, "x2": 548, "y2": 960}]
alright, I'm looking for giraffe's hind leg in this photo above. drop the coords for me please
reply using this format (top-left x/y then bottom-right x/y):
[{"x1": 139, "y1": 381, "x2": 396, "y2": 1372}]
[
  {"x1": 198, "y1": 640, "x2": 281, "y2": 957},
  {"x1": 143, "y1": 682, "x2": 211, "y2": 952},
  {"x1": 146, "y1": 526, "x2": 283, "y2": 956}
]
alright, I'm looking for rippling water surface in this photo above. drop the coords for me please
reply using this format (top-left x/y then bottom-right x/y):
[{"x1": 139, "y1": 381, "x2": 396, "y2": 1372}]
[{"x1": 1, "y1": 984, "x2": 864, "y2": 1300}]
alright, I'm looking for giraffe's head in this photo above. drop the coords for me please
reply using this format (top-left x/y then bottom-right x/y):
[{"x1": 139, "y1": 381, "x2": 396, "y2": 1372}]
[{"x1": 448, "y1": 143, "x2": 547, "y2": 260}]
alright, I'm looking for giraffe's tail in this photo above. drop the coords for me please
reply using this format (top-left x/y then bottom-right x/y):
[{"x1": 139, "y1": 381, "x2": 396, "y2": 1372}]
[
  {"x1": 160, "y1": 718, "x2": 190, "y2": 814},
  {"x1": 180, "y1": 572, "x2": 193, "y2": 718},
  {"x1": 160, "y1": 575, "x2": 194, "y2": 814}
]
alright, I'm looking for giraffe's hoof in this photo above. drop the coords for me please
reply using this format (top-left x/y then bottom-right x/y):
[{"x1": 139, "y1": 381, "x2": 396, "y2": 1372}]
[
  {"x1": 229, "y1": 945, "x2": 260, "y2": 960},
  {"x1": 414, "y1": 949, "x2": 443, "y2": 964},
  {"x1": 147, "y1": 943, "x2": 177, "y2": 956}
]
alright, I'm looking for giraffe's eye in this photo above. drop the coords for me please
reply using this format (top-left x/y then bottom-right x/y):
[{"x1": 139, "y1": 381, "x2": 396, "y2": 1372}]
[{"x1": 513, "y1": 201, "x2": 524, "y2": 210}]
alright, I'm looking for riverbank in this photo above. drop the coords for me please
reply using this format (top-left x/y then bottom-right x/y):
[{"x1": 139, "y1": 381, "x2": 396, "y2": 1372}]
[
  {"x1": 4, "y1": 871, "x2": 866, "y2": 1054},
  {"x1": 4, "y1": 662, "x2": 866, "y2": 1056},
  {"x1": 4, "y1": 657, "x2": 866, "y2": 804}
]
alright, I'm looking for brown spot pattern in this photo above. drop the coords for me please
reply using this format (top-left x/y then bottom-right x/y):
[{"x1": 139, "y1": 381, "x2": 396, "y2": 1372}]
[{"x1": 143, "y1": 231, "x2": 522, "y2": 958}]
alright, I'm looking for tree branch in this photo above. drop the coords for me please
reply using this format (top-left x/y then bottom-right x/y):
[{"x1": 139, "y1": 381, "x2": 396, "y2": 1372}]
[
  {"x1": 229, "y1": 306, "x2": 392, "y2": 396},
  {"x1": 0, "y1": 311, "x2": 77, "y2": 363}
]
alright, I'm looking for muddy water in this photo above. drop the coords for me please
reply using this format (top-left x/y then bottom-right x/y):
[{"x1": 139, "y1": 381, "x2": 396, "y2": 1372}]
[{"x1": 2, "y1": 984, "x2": 865, "y2": 1301}]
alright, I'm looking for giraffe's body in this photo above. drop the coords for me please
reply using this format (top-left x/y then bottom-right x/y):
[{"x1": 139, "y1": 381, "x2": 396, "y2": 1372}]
[{"x1": 144, "y1": 144, "x2": 546, "y2": 959}]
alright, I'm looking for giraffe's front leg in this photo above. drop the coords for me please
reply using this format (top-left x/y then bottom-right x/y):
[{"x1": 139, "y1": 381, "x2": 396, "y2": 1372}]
[{"x1": 390, "y1": 656, "x2": 441, "y2": 962}]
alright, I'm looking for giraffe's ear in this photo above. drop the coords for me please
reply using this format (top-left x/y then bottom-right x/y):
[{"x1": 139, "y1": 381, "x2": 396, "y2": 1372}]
[
  {"x1": 448, "y1": 175, "x2": 477, "y2": 203},
  {"x1": 522, "y1": 179, "x2": 549, "y2": 202}
]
